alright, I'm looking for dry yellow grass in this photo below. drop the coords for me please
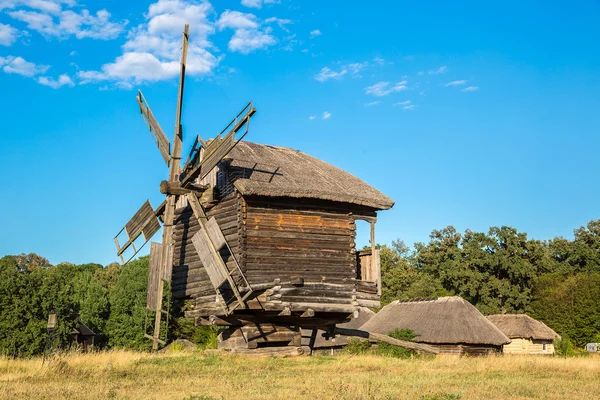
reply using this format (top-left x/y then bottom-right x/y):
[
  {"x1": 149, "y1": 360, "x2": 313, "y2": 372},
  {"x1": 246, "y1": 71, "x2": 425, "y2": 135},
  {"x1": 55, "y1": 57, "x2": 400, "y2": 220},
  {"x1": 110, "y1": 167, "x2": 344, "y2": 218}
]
[{"x1": 1, "y1": 350, "x2": 598, "y2": 399}]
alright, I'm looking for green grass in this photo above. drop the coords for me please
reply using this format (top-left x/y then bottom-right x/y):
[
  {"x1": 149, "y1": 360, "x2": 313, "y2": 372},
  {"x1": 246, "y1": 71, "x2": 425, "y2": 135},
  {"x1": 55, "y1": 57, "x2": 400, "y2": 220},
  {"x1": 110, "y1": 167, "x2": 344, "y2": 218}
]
[{"x1": 0, "y1": 350, "x2": 599, "y2": 399}]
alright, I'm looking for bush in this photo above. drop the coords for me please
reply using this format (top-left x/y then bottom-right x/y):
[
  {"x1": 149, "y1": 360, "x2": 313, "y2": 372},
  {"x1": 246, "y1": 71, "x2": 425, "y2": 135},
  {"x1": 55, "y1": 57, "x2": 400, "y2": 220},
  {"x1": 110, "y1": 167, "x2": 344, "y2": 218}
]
[
  {"x1": 344, "y1": 329, "x2": 419, "y2": 359},
  {"x1": 554, "y1": 337, "x2": 588, "y2": 357},
  {"x1": 375, "y1": 329, "x2": 419, "y2": 359},
  {"x1": 345, "y1": 338, "x2": 372, "y2": 355}
]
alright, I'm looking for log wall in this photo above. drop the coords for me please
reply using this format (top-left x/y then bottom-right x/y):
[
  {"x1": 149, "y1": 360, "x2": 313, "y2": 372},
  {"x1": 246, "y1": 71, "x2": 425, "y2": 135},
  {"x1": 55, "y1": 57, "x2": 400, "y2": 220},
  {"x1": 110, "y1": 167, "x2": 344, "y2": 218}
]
[
  {"x1": 171, "y1": 193, "x2": 243, "y2": 315},
  {"x1": 173, "y1": 192, "x2": 382, "y2": 319}
]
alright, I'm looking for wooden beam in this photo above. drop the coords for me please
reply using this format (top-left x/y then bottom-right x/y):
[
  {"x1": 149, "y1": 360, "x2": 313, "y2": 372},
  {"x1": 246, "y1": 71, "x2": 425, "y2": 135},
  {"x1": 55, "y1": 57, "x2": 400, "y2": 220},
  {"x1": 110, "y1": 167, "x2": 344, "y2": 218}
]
[
  {"x1": 151, "y1": 24, "x2": 189, "y2": 351},
  {"x1": 159, "y1": 180, "x2": 209, "y2": 196},
  {"x1": 334, "y1": 327, "x2": 439, "y2": 355}
]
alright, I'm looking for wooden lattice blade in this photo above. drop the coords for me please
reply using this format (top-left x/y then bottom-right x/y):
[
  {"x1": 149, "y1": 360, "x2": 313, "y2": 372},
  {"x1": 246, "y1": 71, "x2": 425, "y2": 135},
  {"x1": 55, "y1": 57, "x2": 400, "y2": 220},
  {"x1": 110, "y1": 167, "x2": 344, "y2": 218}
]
[{"x1": 137, "y1": 90, "x2": 170, "y2": 165}]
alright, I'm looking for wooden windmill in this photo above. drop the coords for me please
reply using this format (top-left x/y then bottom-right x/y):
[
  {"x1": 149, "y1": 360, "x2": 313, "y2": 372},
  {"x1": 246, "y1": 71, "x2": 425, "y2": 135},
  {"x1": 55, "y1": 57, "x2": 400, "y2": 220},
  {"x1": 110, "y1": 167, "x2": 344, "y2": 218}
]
[
  {"x1": 114, "y1": 24, "x2": 436, "y2": 355},
  {"x1": 113, "y1": 25, "x2": 256, "y2": 349}
]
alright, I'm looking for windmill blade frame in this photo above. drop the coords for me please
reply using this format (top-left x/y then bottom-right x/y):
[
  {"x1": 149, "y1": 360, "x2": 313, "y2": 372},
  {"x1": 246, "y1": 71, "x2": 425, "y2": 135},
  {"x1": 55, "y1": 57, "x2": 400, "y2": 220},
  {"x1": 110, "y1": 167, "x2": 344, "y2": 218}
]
[{"x1": 137, "y1": 90, "x2": 171, "y2": 165}]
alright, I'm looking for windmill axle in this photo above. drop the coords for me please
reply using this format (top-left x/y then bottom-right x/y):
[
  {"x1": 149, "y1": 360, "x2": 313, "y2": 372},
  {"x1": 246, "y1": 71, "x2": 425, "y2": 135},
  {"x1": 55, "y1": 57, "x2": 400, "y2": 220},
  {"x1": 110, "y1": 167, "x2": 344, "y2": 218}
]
[{"x1": 159, "y1": 180, "x2": 209, "y2": 196}]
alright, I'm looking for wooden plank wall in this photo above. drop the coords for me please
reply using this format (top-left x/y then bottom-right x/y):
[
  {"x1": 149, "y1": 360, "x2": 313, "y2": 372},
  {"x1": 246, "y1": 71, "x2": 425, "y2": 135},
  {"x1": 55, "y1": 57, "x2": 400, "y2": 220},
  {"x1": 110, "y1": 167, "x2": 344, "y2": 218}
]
[
  {"x1": 242, "y1": 198, "x2": 362, "y2": 312},
  {"x1": 171, "y1": 193, "x2": 242, "y2": 315}
]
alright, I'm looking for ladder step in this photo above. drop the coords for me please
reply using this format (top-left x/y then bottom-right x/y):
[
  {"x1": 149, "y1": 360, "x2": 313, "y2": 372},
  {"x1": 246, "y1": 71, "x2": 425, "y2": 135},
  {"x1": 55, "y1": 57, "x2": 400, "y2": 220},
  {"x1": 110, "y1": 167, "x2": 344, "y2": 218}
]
[{"x1": 144, "y1": 333, "x2": 166, "y2": 345}]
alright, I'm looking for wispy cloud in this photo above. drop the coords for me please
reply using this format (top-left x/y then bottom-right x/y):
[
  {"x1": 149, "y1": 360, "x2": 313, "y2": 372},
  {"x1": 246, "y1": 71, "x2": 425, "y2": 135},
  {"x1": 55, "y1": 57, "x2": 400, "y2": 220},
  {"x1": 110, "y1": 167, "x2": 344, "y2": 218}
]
[
  {"x1": 315, "y1": 66, "x2": 347, "y2": 82},
  {"x1": 365, "y1": 101, "x2": 381, "y2": 107},
  {"x1": 265, "y1": 17, "x2": 292, "y2": 31},
  {"x1": 241, "y1": 0, "x2": 279, "y2": 9},
  {"x1": 428, "y1": 66, "x2": 447, "y2": 75},
  {"x1": 228, "y1": 26, "x2": 276, "y2": 54},
  {"x1": 403, "y1": 104, "x2": 416, "y2": 110},
  {"x1": 393, "y1": 100, "x2": 411, "y2": 106},
  {"x1": 322, "y1": 111, "x2": 331, "y2": 120},
  {"x1": 1, "y1": 55, "x2": 49, "y2": 77},
  {"x1": 309, "y1": 29, "x2": 321, "y2": 38},
  {"x1": 462, "y1": 86, "x2": 479, "y2": 92},
  {"x1": 5, "y1": 2, "x2": 127, "y2": 40},
  {"x1": 0, "y1": 54, "x2": 73, "y2": 89},
  {"x1": 308, "y1": 115, "x2": 316, "y2": 120},
  {"x1": 444, "y1": 80, "x2": 467, "y2": 87},
  {"x1": 217, "y1": 10, "x2": 259, "y2": 30},
  {"x1": 0, "y1": 23, "x2": 19, "y2": 46},
  {"x1": 373, "y1": 56, "x2": 385, "y2": 65},
  {"x1": 365, "y1": 80, "x2": 408, "y2": 96},
  {"x1": 38, "y1": 73, "x2": 75, "y2": 88}
]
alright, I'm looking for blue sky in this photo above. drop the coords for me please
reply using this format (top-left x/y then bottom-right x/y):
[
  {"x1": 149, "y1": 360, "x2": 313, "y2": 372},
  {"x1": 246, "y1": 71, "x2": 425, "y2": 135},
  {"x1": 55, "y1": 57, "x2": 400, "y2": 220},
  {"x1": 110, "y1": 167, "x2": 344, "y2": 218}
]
[{"x1": 0, "y1": 0, "x2": 599, "y2": 265}]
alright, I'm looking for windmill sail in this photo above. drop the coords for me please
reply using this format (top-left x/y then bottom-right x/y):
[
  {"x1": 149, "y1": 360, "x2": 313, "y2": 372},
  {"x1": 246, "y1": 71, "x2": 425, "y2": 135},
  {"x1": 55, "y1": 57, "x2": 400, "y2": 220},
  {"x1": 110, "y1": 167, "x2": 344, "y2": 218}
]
[{"x1": 137, "y1": 90, "x2": 171, "y2": 165}]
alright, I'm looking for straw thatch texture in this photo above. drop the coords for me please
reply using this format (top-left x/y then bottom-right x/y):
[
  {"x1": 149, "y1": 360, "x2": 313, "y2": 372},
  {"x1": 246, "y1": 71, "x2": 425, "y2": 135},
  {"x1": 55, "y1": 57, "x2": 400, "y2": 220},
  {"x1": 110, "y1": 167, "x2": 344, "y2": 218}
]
[
  {"x1": 361, "y1": 296, "x2": 510, "y2": 346},
  {"x1": 223, "y1": 141, "x2": 394, "y2": 210},
  {"x1": 487, "y1": 314, "x2": 560, "y2": 341}
]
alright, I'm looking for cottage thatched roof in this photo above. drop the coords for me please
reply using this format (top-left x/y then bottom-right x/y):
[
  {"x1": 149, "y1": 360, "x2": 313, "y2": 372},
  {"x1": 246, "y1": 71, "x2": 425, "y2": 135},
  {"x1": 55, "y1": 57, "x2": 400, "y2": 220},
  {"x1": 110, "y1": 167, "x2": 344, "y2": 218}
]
[
  {"x1": 302, "y1": 307, "x2": 376, "y2": 348},
  {"x1": 223, "y1": 141, "x2": 394, "y2": 210},
  {"x1": 360, "y1": 296, "x2": 510, "y2": 346},
  {"x1": 487, "y1": 314, "x2": 559, "y2": 341}
]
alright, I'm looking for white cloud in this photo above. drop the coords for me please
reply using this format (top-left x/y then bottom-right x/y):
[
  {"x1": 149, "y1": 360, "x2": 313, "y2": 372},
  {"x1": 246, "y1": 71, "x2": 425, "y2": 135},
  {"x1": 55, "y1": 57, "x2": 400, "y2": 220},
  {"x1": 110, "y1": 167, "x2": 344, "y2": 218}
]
[
  {"x1": 428, "y1": 66, "x2": 446, "y2": 75},
  {"x1": 393, "y1": 100, "x2": 411, "y2": 106},
  {"x1": 309, "y1": 29, "x2": 321, "y2": 38},
  {"x1": 373, "y1": 56, "x2": 385, "y2": 65},
  {"x1": 314, "y1": 66, "x2": 347, "y2": 82},
  {"x1": 308, "y1": 115, "x2": 315, "y2": 120},
  {"x1": 417, "y1": 71, "x2": 424, "y2": 76},
  {"x1": 322, "y1": 111, "x2": 331, "y2": 120},
  {"x1": 365, "y1": 101, "x2": 381, "y2": 107},
  {"x1": 346, "y1": 62, "x2": 367, "y2": 77},
  {"x1": 265, "y1": 16, "x2": 292, "y2": 31},
  {"x1": 444, "y1": 80, "x2": 467, "y2": 87},
  {"x1": 7, "y1": 5, "x2": 127, "y2": 40},
  {"x1": 217, "y1": 10, "x2": 258, "y2": 30},
  {"x1": 0, "y1": 23, "x2": 19, "y2": 46},
  {"x1": 241, "y1": 0, "x2": 279, "y2": 8},
  {"x1": 79, "y1": 0, "x2": 221, "y2": 86},
  {"x1": 228, "y1": 27, "x2": 276, "y2": 54},
  {"x1": 69, "y1": 50, "x2": 76, "y2": 56},
  {"x1": 1, "y1": 55, "x2": 49, "y2": 76},
  {"x1": 365, "y1": 81, "x2": 407, "y2": 96},
  {"x1": 462, "y1": 85, "x2": 479, "y2": 92},
  {"x1": 0, "y1": 1, "x2": 76, "y2": 14},
  {"x1": 38, "y1": 73, "x2": 74, "y2": 88},
  {"x1": 403, "y1": 104, "x2": 416, "y2": 110}
]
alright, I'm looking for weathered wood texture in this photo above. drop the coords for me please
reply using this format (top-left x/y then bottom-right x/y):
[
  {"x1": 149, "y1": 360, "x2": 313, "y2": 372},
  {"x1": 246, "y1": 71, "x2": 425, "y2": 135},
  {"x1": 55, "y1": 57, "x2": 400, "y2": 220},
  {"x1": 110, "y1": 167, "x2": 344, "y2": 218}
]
[
  {"x1": 174, "y1": 192, "x2": 382, "y2": 317},
  {"x1": 171, "y1": 194, "x2": 242, "y2": 311}
]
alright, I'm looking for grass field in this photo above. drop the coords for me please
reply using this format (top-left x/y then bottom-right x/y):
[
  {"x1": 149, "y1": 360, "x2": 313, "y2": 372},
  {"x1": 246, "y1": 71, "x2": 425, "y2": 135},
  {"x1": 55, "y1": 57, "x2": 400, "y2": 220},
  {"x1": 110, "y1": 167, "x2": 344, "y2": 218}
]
[{"x1": 0, "y1": 350, "x2": 598, "y2": 399}]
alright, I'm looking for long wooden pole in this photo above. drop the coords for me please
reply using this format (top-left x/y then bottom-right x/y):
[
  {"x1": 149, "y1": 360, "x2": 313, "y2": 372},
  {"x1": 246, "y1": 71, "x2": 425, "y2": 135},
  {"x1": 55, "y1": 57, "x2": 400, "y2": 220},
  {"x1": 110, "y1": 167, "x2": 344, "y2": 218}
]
[{"x1": 152, "y1": 24, "x2": 190, "y2": 350}]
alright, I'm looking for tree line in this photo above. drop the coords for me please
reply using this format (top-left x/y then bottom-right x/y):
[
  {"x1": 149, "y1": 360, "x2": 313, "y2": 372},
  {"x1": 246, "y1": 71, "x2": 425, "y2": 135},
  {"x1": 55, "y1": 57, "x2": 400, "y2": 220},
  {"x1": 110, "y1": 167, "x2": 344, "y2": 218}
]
[
  {"x1": 1, "y1": 219, "x2": 599, "y2": 356},
  {"x1": 379, "y1": 219, "x2": 600, "y2": 347}
]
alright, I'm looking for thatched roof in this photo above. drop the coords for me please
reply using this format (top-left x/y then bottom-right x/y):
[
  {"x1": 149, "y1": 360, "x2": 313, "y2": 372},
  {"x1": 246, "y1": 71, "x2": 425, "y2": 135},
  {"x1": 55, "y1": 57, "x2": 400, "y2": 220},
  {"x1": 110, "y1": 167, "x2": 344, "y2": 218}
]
[
  {"x1": 487, "y1": 314, "x2": 560, "y2": 341},
  {"x1": 360, "y1": 296, "x2": 510, "y2": 346},
  {"x1": 223, "y1": 141, "x2": 394, "y2": 210},
  {"x1": 302, "y1": 307, "x2": 376, "y2": 348}
]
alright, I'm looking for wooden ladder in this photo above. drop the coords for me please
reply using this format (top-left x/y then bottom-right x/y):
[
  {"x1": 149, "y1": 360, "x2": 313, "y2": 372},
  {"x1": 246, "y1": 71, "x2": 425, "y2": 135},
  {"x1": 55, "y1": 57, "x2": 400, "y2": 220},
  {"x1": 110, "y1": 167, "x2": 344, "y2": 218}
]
[{"x1": 187, "y1": 193, "x2": 253, "y2": 314}]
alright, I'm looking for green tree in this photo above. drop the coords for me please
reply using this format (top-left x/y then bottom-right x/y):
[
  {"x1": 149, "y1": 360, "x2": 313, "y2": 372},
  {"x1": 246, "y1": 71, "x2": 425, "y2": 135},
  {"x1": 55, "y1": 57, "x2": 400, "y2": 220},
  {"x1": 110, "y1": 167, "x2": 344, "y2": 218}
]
[
  {"x1": 106, "y1": 257, "x2": 150, "y2": 350},
  {"x1": 531, "y1": 272, "x2": 600, "y2": 347}
]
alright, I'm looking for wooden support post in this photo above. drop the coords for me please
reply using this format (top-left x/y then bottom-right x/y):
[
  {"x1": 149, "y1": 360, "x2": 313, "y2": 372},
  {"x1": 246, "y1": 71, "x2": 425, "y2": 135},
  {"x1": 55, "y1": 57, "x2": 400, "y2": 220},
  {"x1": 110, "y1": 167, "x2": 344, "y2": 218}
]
[
  {"x1": 370, "y1": 221, "x2": 381, "y2": 296},
  {"x1": 151, "y1": 24, "x2": 190, "y2": 351}
]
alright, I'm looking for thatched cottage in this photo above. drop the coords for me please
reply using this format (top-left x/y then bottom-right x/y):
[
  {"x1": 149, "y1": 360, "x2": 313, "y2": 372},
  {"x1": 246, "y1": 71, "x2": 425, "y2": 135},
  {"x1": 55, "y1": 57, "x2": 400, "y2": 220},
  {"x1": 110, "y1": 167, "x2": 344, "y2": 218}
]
[
  {"x1": 360, "y1": 296, "x2": 510, "y2": 355},
  {"x1": 487, "y1": 314, "x2": 560, "y2": 355}
]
